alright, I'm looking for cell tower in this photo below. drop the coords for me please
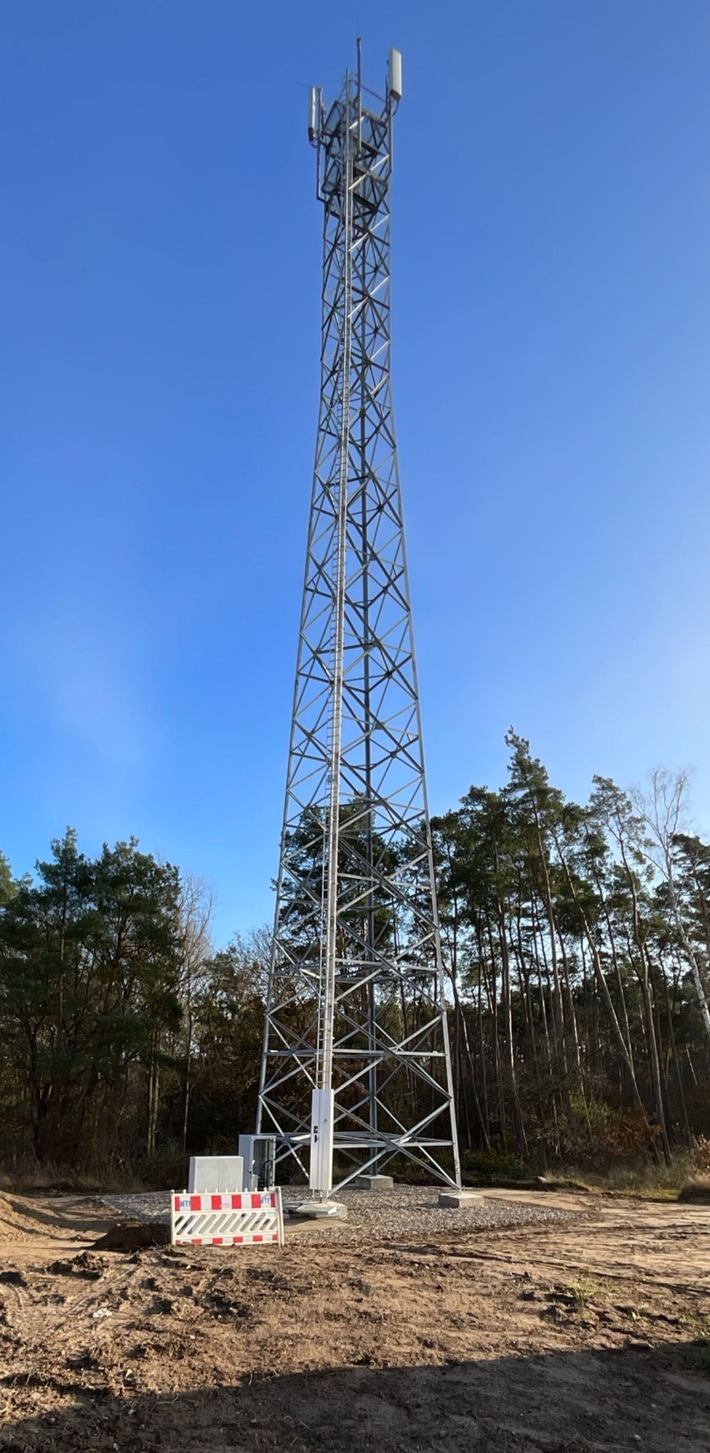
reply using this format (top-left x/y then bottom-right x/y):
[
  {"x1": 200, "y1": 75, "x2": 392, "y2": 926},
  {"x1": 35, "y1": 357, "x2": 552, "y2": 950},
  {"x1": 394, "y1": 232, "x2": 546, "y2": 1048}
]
[{"x1": 256, "y1": 43, "x2": 461, "y2": 1197}]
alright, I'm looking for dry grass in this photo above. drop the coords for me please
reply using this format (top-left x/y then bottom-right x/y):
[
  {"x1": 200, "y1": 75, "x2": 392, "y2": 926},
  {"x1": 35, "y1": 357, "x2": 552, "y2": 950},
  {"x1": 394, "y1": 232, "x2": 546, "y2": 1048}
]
[
  {"x1": 0, "y1": 1160, "x2": 141, "y2": 1196},
  {"x1": 554, "y1": 1150, "x2": 703, "y2": 1201}
]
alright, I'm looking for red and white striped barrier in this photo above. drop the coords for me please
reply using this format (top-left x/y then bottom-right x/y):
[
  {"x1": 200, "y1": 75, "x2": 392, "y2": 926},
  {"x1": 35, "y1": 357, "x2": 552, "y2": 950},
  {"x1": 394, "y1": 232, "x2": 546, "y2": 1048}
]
[{"x1": 170, "y1": 1189, "x2": 284, "y2": 1247}]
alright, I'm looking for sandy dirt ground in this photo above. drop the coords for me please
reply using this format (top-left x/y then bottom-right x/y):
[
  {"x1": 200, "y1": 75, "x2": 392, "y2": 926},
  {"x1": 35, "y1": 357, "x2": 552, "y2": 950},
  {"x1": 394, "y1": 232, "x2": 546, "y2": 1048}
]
[{"x1": 0, "y1": 1187, "x2": 708, "y2": 1452}]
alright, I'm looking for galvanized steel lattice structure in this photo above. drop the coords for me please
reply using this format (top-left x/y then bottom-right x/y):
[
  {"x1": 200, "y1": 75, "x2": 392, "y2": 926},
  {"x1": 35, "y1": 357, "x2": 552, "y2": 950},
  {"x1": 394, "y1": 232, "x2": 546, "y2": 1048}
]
[{"x1": 257, "y1": 45, "x2": 461, "y2": 1195}]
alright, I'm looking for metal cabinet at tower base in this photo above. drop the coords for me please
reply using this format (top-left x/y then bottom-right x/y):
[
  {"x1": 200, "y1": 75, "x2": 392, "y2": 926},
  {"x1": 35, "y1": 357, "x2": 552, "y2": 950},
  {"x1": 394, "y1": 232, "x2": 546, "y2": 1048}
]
[{"x1": 238, "y1": 1134, "x2": 276, "y2": 1191}]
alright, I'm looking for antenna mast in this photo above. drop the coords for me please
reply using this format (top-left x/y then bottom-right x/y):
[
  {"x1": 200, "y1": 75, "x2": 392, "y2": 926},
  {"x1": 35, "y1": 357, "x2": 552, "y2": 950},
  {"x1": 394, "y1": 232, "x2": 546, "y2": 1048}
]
[{"x1": 257, "y1": 44, "x2": 461, "y2": 1198}]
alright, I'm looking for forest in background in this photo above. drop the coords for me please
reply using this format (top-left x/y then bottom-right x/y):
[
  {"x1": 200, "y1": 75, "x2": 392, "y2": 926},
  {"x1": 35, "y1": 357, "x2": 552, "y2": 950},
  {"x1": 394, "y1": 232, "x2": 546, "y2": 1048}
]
[{"x1": 1, "y1": 731, "x2": 709, "y2": 1188}]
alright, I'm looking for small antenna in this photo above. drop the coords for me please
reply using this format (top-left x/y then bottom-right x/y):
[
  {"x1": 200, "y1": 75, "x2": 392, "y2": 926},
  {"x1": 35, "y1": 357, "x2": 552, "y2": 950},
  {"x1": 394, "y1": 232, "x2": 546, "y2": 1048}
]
[
  {"x1": 308, "y1": 86, "x2": 318, "y2": 144},
  {"x1": 356, "y1": 37, "x2": 362, "y2": 148},
  {"x1": 388, "y1": 48, "x2": 402, "y2": 103}
]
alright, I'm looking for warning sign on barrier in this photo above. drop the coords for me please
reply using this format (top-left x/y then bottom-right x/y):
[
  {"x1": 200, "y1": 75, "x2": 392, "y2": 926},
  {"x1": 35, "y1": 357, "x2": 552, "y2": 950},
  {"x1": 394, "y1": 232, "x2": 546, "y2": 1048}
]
[{"x1": 170, "y1": 1189, "x2": 284, "y2": 1247}]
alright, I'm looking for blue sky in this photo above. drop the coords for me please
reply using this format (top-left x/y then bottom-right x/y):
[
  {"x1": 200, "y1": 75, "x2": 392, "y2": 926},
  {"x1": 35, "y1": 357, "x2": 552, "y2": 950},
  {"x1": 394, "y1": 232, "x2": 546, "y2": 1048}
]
[{"x1": 2, "y1": 1, "x2": 710, "y2": 943}]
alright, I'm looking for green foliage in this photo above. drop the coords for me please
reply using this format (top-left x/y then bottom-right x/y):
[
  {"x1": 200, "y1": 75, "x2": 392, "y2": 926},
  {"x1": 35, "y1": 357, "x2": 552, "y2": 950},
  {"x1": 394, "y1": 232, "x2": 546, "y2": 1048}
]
[
  {"x1": 279, "y1": 800, "x2": 399, "y2": 967},
  {"x1": 0, "y1": 850, "x2": 15, "y2": 905},
  {"x1": 0, "y1": 830, "x2": 184, "y2": 1166},
  {"x1": 185, "y1": 933, "x2": 267, "y2": 1152},
  {"x1": 433, "y1": 736, "x2": 710, "y2": 1172}
]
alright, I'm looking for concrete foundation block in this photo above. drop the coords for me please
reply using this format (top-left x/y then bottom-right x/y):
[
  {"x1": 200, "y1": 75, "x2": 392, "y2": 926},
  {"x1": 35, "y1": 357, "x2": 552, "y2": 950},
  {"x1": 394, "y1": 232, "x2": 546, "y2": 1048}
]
[
  {"x1": 438, "y1": 1189, "x2": 484, "y2": 1209},
  {"x1": 287, "y1": 1200, "x2": 347, "y2": 1221},
  {"x1": 354, "y1": 1174, "x2": 394, "y2": 1191}
]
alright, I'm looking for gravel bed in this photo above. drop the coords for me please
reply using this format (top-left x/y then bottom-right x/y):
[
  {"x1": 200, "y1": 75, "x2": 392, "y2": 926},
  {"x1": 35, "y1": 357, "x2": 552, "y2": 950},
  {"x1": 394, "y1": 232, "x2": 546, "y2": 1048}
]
[
  {"x1": 100, "y1": 1191, "x2": 171, "y2": 1224},
  {"x1": 280, "y1": 1184, "x2": 584, "y2": 1243},
  {"x1": 100, "y1": 1184, "x2": 584, "y2": 1244}
]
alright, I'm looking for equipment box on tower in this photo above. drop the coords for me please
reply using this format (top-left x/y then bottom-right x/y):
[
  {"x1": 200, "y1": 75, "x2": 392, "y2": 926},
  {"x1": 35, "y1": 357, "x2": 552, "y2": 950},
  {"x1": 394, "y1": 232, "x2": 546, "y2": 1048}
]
[{"x1": 238, "y1": 1135, "x2": 276, "y2": 1191}]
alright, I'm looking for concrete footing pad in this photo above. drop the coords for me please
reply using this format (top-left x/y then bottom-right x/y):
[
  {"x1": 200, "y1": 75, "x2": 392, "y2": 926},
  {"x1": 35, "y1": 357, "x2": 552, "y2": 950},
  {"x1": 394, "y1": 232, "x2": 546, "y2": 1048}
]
[
  {"x1": 354, "y1": 1175, "x2": 394, "y2": 1191},
  {"x1": 438, "y1": 1189, "x2": 484, "y2": 1209},
  {"x1": 287, "y1": 1200, "x2": 348, "y2": 1221}
]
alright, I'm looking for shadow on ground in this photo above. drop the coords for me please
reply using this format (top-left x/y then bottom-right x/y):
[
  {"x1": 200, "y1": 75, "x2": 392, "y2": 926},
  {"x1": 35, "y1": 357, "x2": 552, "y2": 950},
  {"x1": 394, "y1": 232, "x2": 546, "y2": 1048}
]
[{"x1": 1, "y1": 1342, "x2": 709, "y2": 1453}]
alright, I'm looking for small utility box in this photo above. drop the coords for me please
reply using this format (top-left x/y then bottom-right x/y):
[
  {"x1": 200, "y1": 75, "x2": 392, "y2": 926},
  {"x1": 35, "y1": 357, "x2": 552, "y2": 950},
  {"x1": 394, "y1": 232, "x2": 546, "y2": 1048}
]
[{"x1": 188, "y1": 1156, "x2": 244, "y2": 1194}]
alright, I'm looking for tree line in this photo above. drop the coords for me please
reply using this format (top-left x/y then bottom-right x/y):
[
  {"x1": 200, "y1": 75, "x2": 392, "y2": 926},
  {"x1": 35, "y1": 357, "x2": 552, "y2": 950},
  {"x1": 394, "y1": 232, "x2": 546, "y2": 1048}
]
[
  {"x1": 0, "y1": 732, "x2": 708, "y2": 1181},
  {"x1": 433, "y1": 733, "x2": 710, "y2": 1173},
  {"x1": 0, "y1": 832, "x2": 266, "y2": 1180}
]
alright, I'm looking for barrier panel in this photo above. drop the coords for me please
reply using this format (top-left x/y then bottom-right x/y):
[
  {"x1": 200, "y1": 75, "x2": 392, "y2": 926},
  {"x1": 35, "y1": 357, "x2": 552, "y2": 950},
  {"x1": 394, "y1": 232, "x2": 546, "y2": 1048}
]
[{"x1": 170, "y1": 1189, "x2": 284, "y2": 1247}]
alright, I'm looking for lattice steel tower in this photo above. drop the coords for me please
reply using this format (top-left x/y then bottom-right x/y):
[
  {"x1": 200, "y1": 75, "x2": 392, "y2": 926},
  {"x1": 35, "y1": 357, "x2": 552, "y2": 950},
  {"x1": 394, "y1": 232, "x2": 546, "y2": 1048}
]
[{"x1": 256, "y1": 43, "x2": 461, "y2": 1196}]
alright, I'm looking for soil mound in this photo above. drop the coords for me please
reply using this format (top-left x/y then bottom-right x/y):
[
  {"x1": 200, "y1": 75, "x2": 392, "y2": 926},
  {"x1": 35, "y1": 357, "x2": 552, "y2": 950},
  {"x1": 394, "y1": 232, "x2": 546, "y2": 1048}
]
[
  {"x1": 93, "y1": 1221, "x2": 170, "y2": 1252},
  {"x1": 0, "y1": 1190, "x2": 112, "y2": 1249},
  {"x1": 678, "y1": 1179, "x2": 710, "y2": 1205},
  {"x1": 0, "y1": 1192, "x2": 47, "y2": 1243}
]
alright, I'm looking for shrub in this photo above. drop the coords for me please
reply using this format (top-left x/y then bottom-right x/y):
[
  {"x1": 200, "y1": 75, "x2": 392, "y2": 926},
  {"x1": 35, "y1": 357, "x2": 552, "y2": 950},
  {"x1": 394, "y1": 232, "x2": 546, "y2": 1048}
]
[
  {"x1": 461, "y1": 1148, "x2": 527, "y2": 1184},
  {"x1": 691, "y1": 1137, "x2": 710, "y2": 1177}
]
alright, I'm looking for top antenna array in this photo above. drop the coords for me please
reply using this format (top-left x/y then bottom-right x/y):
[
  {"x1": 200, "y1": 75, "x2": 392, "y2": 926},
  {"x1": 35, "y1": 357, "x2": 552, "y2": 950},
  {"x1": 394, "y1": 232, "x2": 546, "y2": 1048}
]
[{"x1": 308, "y1": 44, "x2": 402, "y2": 145}]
